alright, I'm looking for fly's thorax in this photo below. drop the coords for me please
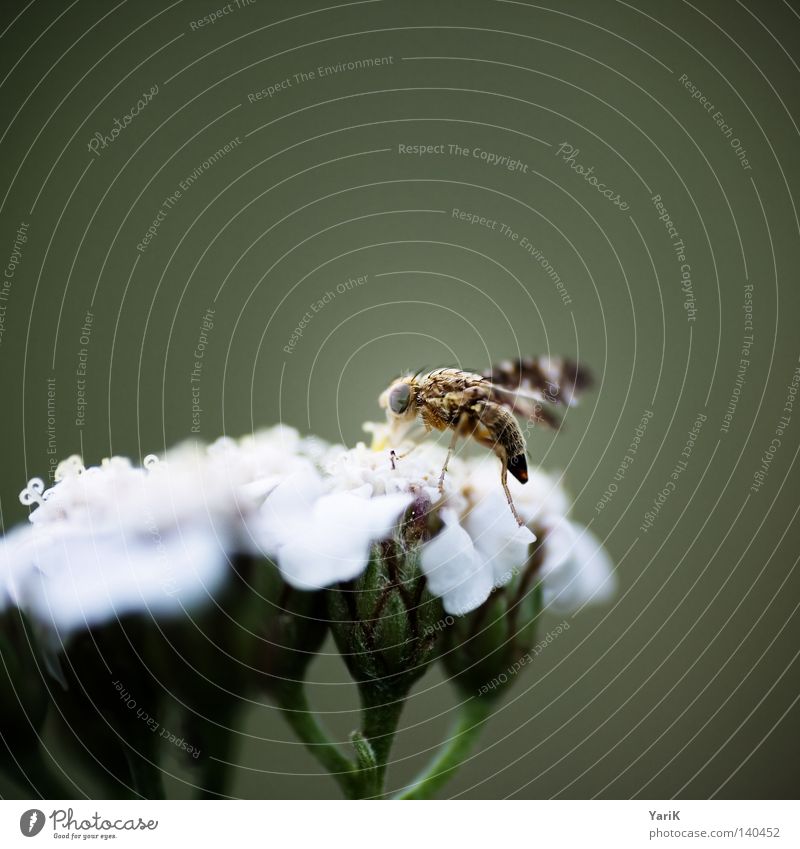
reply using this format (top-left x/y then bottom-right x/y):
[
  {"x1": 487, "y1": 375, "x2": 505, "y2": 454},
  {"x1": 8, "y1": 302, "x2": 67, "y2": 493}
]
[{"x1": 418, "y1": 368, "x2": 487, "y2": 397}]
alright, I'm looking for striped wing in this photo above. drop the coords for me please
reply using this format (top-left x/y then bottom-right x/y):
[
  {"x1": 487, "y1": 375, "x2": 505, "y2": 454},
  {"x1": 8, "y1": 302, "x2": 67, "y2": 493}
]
[{"x1": 482, "y1": 356, "x2": 593, "y2": 428}]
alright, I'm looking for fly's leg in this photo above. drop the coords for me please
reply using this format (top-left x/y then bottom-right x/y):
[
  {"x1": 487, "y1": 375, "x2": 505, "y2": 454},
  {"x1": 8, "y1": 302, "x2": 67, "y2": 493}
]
[
  {"x1": 501, "y1": 462, "x2": 525, "y2": 527},
  {"x1": 438, "y1": 420, "x2": 463, "y2": 493},
  {"x1": 389, "y1": 444, "x2": 418, "y2": 470}
]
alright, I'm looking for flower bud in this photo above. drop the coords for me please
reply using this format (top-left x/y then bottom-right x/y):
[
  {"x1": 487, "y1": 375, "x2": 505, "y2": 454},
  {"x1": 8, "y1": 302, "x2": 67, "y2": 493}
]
[
  {"x1": 326, "y1": 494, "x2": 446, "y2": 696},
  {"x1": 326, "y1": 500, "x2": 447, "y2": 783},
  {"x1": 327, "y1": 542, "x2": 445, "y2": 698}
]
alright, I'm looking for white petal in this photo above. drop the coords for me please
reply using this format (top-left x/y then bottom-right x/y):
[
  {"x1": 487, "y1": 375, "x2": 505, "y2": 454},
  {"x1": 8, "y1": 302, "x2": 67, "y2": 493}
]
[
  {"x1": 259, "y1": 469, "x2": 326, "y2": 549},
  {"x1": 276, "y1": 533, "x2": 368, "y2": 590},
  {"x1": 541, "y1": 519, "x2": 616, "y2": 611},
  {"x1": 274, "y1": 492, "x2": 411, "y2": 591},
  {"x1": 464, "y1": 492, "x2": 536, "y2": 587},
  {"x1": 21, "y1": 524, "x2": 229, "y2": 647},
  {"x1": 240, "y1": 474, "x2": 284, "y2": 502},
  {"x1": 313, "y1": 491, "x2": 412, "y2": 540},
  {"x1": 0, "y1": 524, "x2": 61, "y2": 610},
  {"x1": 421, "y1": 509, "x2": 493, "y2": 616}
]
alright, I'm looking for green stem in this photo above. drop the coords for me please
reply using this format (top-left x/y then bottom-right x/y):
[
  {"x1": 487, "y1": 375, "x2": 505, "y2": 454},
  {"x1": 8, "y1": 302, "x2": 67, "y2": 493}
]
[
  {"x1": 275, "y1": 682, "x2": 358, "y2": 799},
  {"x1": 397, "y1": 696, "x2": 494, "y2": 800},
  {"x1": 349, "y1": 731, "x2": 379, "y2": 798},
  {"x1": 358, "y1": 685, "x2": 406, "y2": 796},
  {"x1": 187, "y1": 706, "x2": 241, "y2": 799}
]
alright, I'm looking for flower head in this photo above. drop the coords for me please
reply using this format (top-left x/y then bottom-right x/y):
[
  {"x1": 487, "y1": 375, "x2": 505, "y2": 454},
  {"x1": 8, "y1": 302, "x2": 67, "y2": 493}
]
[
  {"x1": 441, "y1": 461, "x2": 616, "y2": 698},
  {"x1": 3, "y1": 428, "x2": 316, "y2": 651},
  {"x1": 464, "y1": 457, "x2": 615, "y2": 609},
  {"x1": 1, "y1": 426, "x2": 613, "y2": 667},
  {"x1": 256, "y1": 439, "x2": 539, "y2": 615}
]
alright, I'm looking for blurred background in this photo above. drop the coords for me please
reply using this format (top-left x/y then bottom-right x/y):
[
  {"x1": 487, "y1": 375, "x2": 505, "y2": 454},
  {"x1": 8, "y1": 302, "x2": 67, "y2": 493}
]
[{"x1": 0, "y1": 0, "x2": 798, "y2": 798}]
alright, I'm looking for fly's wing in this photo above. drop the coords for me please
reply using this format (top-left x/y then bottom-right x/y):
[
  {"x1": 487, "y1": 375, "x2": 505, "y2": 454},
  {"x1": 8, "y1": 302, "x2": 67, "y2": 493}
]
[{"x1": 482, "y1": 356, "x2": 593, "y2": 428}]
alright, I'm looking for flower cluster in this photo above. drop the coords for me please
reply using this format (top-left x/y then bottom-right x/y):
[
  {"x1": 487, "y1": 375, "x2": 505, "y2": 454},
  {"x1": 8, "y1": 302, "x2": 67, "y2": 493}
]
[
  {"x1": 0, "y1": 425, "x2": 615, "y2": 799},
  {"x1": 5, "y1": 428, "x2": 311, "y2": 652}
]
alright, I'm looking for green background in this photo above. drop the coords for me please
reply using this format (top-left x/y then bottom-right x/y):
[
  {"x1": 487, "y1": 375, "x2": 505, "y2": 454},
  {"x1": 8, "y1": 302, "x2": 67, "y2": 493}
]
[{"x1": 1, "y1": 0, "x2": 798, "y2": 798}]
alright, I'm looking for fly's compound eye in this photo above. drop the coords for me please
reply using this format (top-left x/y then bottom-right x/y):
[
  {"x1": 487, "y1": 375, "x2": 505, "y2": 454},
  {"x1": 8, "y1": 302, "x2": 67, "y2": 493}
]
[{"x1": 388, "y1": 383, "x2": 412, "y2": 414}]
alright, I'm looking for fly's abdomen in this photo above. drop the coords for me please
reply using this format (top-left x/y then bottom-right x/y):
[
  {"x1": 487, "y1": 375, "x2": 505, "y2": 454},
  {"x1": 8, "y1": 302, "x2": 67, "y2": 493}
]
[
  {"x1": 507, "y1": 452, "x2": 529, "y2": 484},
  {"x1": 473, "y1": 400, "x2": 528, "y2": 483}
]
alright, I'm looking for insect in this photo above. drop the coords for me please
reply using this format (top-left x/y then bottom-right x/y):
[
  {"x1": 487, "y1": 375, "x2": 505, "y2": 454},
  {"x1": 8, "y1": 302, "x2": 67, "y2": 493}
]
[{"x1": 378, "y1": 357, "x2": 592, "y2": 526}]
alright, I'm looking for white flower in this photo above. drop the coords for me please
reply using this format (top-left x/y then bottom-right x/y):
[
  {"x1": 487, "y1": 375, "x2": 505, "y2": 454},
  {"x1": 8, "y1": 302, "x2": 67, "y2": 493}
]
[
  {"x1": 3, "y1": 428, "x2": 317, "y2": 649},
  {"x1": 0, "y1": 524, "x2": 59, "y2": 612},
  {"x1": 257, "y1": 440, "x2": 536, "y2": 615},
  {"x1": 16, "y1": 521, "x2": 229, "y2": 651},
  {"x1": 207, "y1": 425, "x2": 323, "y2": 500},
  {"x1": 421, "y1": 500, "x2": 536, "y2": 616},
  {"x1": 1, "y1": 424, "x2": 615, "y2": 657},
  {"x1": 257, "y1": 468, "x2": 412, "y2": 590},
  {"x1": 463, "y1": 454, "x2": 570, "y2": 525},
  {"x1": 323, "y1": 440, "x2": 464, "y2": 504},
  {"x1": 537, "y1": 517, "x2": 616, "y2": 610},
  {"x1": 257, "y1": 436, "x2": 614, "y2": 617},
  {"x1": 460, "y1": 455, "x2": 615, "y2": 610}
]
